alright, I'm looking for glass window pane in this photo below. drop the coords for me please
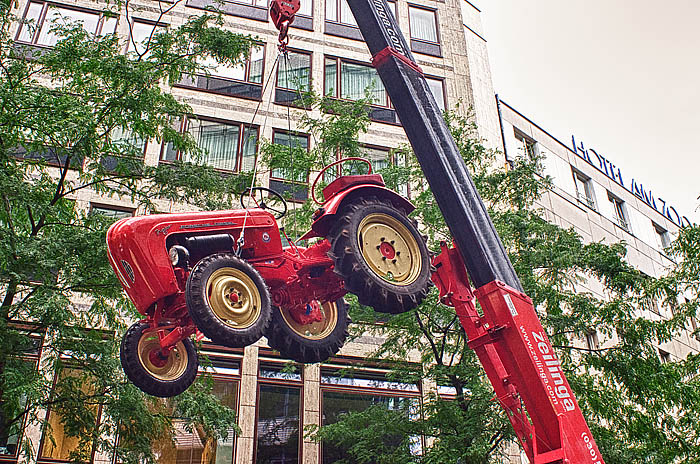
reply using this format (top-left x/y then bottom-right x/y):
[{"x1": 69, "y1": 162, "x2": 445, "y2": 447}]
[
  {"x1": 339, "y1": 0, "x2": 357, "y2": 26},
  {"x1": 299, "y1": 0, "x2": 312, "y2": 16},
  {"x1": 321, "y1": 391, "x2": 417, "y2": 463},
  {"x1": 100, "y1": 16, "x2": 118, "y2": 36},
  {"x1": 128, "y1": 21, "x2": 165, "y2": 55},
  {"x1": 17, "y1": 2, "x2": 44, "y2": 43},
  {"x1": 248, "y1": 45, "x2": 265, "y2": 83},
  {"x1": 151, "y1": 380, "x2": 238, "y2": 464},
  {"x1": 201, "y1": 55, "x2": 246, "y2": 81},
  {"x1": 426, "y1": 78, "x2": 445, "y2": 111},
  {"x1": 409, "y1": 7, "x2": 438, "y2": 43},
  {"x1": 271, "y1": 132, "x2": 308, "y2": 181},
  {"x1": 277, "y1": 52, "x2": 310, "y2": 92},
  {"x1": 256, "y1": 385, "x2": 300, "y2": 464},
  {"x1": 40, "y1": 369, "x2": 98, "y2": 460},
  {"x1": 240, "y1": 126, "x2": 258, "y2": 172},
  {"x1": 324, "y1": 58, "x2": 337, "y2": 97},
  {"x1": 387, "y1": 1, "x2": 396, "y2": 21},
  {"x1": 362, "y1": 147, "x2": 389, "y2": 172},
  {"x1": 340, "y1": 61, "x2": 386, "y2": 105},
  {"x1": 325, "y1": 0, "x2": 337, "y2": 22},
  {"x1": 91, "y1": 205, "x2": 133, "y2": 219},
  {"x1": 37, "y1": 7, "x2": 100, "y2": 46},
  {"x1": 185, "y1": 120, "x2": 240, "y2": 171}
]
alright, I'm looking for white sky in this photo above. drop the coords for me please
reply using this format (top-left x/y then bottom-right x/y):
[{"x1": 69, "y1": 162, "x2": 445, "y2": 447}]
[{"x1": 478, "y1": 0, "x2": 700, "y2": 224}]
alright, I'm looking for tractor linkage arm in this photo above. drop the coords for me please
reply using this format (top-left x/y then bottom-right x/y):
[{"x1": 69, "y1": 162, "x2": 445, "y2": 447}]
[{"x1": 269, "y1": 1, "x2": 606, "y2": 462}]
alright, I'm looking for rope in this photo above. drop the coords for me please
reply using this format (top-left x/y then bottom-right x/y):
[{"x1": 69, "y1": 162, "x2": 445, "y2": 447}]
[
  {"x1": 282, "y1": 50, "x2": 298, "y2": 241},
  {"x1": 237, "y1": 52, "x2": 282, "y2": 255}
]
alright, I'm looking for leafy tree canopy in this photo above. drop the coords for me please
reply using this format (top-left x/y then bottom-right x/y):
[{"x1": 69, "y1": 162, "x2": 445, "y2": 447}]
[{"x1": 0, "y1": 1, "x2": 255, "y2": 461}]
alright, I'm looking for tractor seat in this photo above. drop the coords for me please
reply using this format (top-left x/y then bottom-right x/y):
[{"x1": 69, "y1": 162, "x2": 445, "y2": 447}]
[{"x1": 322, "y1": 174, "x2": 385, "y2": 201}]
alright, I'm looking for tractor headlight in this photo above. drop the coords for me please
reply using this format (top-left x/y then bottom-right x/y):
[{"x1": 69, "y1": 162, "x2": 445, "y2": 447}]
[{"x1": 168, "y1": 245, "x2": 190, "y2": 267}]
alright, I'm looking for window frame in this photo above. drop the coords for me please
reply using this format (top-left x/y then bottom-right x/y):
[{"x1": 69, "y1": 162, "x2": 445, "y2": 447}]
[
  {"x1": 608, "y1": 193, "x2": 630, "y2": 232},
  {"x1": 15, "y1": 1, "x2": 116, "y2": 47},
  {"x1": 270, "y1": 128, "x2": 310, "y2": 183},
  {"x1": 274, "y1": 48, "x2": 312, "y2": 107},
  {"x1": 653, "y1": 223, "x2": 671, "y2": 251},
  {"x1": 319, "y1": 363, "x2": 423, "y2": 462},
  {"x1": 254, "y1": 360, "x2": 304, "y2": 464},
  {"x1": 125, "y1": 18, "x2": 168, "y2": 55},
  {"x1": 37, "y1": 367, "x2": 102, "y2": 462},
  {"x1": 407, "y1": 4, "x2": 441, "y2": 57},
  {"x1": 424, "y1": 76, "x2": 446, "y2": 112},
  {"x1": 324, "y1": 55, "x2": 391, "y2": 108},
  {"x1": 0, "y1": 326, "x2": 43, "y2": 460},
  {"x1": 324, "y1": 0, "x2": 397, "y2": 39},
  {"x1": 89, "y1": 203, "x2": 135, "y2": 219},
  {"x1": 514, "y1": 129, "x2": 537, "y2": 159},
  {"x1": 571, "y1": 169, "x2": 596, "y2": 209},
  {"x1": 160, "y1": 115, "x2": 259, "y2": 174},
  {"x1": 186, "y1": 0, "x2": 313, "y2": 28},
  {"x1": 407, "y1": 4, "x2": 440, "y2": 44}
]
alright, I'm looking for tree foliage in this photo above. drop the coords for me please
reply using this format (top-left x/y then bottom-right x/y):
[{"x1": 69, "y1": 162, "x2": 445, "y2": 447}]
[
  {"x1": 0, "y1": 1, "x2": 254, "y2": 461},
  {"x1": 288, "y1": 101, "x2": 700, "y2": 463}
]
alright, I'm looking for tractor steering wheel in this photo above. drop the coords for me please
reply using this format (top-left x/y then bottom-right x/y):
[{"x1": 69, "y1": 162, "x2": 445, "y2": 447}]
[{"x1": 240, "y1": 187, "x2": 288, "y2": 219}]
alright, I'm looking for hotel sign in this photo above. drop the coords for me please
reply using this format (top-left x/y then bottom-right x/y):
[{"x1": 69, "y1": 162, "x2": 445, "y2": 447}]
[{"x1": 572, "y1": 135, "x2": 691, "y2": 228}]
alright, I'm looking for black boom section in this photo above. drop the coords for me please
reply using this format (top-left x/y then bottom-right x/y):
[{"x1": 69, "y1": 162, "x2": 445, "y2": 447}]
[{"x1": 346, "y1": 0, "x2": 523, "y2": 291}]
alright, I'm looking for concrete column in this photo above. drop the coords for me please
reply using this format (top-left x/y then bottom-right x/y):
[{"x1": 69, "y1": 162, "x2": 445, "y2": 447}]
[
  {"x1": 235, "y1": 345, "x2": 259, "y2": 464},
  {"x1": 302, "y1": 363, "x2": 321, "y2": 464}
]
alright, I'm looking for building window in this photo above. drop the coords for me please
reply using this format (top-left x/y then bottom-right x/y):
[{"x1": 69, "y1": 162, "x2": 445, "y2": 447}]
[
  {"x1": 326, "y1": 0, "x2": 395, "y2": 27},
  {"x1": 654, "y1": 224, "x2": 671, "y2": 251},
  {"x1": 658, "y1": 349, "x2": 671, "y2": 364},
  {"x1": 585, "y1": 330, "x2": 599, "y2": 351},
  {"x1": 0, "y1": 331, "x2": 41, "y2": 459},
  {"x1": 180, "y1": 44, "x2": 265, "y2": 100},
  {"x1": 163, "y1": 117, "x2": 258, "y2": 172},
  {"x1": 572, "y1": 170, "x2": 596, "y2": 209},
  {"x1": 16, "y1": 2, "x2": 117, "y2": 46},
  {"x1": 608, "y1": 193, "x2": 630, "y2": 231},
  {"x1": 269, "y1": 130, "x2": 309, "y2": 202},
  {"x1": 255, "y1": 363, "x2": 302, "y2": 464},
  {"x1": 320, "y1": 366, "x2": 422, "y2": 462},
  {"x1": 324, "y1": 57, "x2": 389, "y2": 107},
  {"x1": 90, "y1": 204, "x2": 134, "y2": 219},
  {"x1": 408, "y1": 6, "x2": 438, "y2": 42},
  {"x1": 127, "y1": 20, "x2": 167, "y2": 56},
  {"x1": 39, "y1": 368, "x2": 100, "y2": 461},
  {"x1": 275, "y1": 50, "x2": 311, "y2": 106},
  {"x1": 200, "y1": 43, "x2": 264, "y2": 83},
  {"x1": 425, "y1": 77, "x2": 446, "y2": 112},
  {"x1": 151, "y1": 357, "x2": 239, "y2": 464},
  {"x1": 514, "y1": 130, "x2": 537, "y2": 158},
  {"x1": 408, "y1": 5, "x2": 440, "y2": 56}
]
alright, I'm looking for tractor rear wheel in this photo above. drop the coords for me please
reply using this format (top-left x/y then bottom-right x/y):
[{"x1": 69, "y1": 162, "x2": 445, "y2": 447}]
[
  {"x1": 328, "y1": 197, "x2": 431, "y2": 313},
  {"x1": 120, "y1": 321, "x2": 198, "y2": 397},
  {"x1": 265, "y1": 299, "x2": 349, "y2": 363},
  {"x1": 187, "y1": 253, "x2": 271, "y2": 348}
]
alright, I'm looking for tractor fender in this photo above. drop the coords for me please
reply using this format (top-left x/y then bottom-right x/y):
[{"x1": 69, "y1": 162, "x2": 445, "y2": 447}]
[{"x1": 301, "y1": 185, "x2": 415, "y2": 240}]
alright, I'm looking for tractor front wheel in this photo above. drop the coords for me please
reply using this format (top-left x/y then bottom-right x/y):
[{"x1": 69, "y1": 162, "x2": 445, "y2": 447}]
[
  {"x1": 187, "y1": 253, "x2": 271, "y2": 348},
  {"x1": 120, "y1": 321, "x2": 198, "y2": 397},
  {"x1": 265, "y1": 299, "x2": 349, "y2": 363},
  {"x1": 328, "y1": 197, "x2": 431, "y2": 313}
]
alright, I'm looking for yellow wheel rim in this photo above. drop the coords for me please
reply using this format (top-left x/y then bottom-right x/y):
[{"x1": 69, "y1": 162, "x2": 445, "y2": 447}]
[
  {"x1": 279, "y1": 301, "x2": 339, "y2": 340},
  {"x1": 137, "y1": 332, "x2": 188, "y2": 381},
  {"x1": 357, "y1": 213, "x2": 422, "y2": 286},
  {"x1": 206, "y1": 267, "x2": 262, "y2": 329}
]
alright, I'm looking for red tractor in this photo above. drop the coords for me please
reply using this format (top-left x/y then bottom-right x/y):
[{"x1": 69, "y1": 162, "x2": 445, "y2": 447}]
[{"x1": 107, "y1": 159, "x2": 432, "y2": 397}]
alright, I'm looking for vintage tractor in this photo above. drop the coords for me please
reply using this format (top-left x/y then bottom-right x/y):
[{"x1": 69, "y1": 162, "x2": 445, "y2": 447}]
[{"x1": 107, "y1": 158, "x2": 432, "y2": 397}]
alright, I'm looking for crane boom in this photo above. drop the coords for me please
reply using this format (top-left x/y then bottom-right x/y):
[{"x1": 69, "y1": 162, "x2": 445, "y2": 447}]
[{"x1": 269, "y1": 1, "x2": 606, "y2": 462}]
